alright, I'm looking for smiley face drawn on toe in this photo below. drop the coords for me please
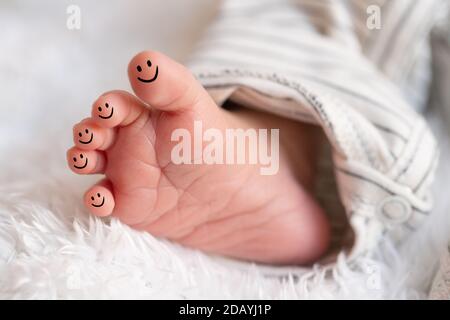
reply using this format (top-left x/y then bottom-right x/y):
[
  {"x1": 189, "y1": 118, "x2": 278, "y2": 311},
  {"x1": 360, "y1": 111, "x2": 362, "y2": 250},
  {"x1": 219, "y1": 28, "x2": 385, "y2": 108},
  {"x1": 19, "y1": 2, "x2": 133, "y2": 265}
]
[
  {"x1": 78, "y1": 128, "x2": 93, "y2": 145},
  {"x1": 73, "y1": 153, "x2": 88, "y2": 169},
  {"x1": 98, "y1": 102, "x2": 114, "y2": 119},
  {"x1": 90, "y1": 192, "x2": 105, "y2": 207},
  {"x1": 136, "y1": 59, "x2": 159, "y2": 83}
]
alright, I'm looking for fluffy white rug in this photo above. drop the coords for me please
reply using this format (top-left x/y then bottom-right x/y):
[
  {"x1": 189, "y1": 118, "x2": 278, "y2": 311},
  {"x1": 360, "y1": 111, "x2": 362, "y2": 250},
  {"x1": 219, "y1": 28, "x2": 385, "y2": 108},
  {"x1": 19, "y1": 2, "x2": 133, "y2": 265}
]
[{"x1": 1, "y1": 0, "x2": 449, "y2": 299}]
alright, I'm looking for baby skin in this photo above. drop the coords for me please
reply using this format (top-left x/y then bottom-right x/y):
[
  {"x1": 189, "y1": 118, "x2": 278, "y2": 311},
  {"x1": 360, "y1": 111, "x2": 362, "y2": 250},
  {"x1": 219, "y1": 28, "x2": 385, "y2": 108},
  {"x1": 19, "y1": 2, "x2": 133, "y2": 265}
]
[{"x1": 67, "y1": 51, "x2": 330, "y2": 265}]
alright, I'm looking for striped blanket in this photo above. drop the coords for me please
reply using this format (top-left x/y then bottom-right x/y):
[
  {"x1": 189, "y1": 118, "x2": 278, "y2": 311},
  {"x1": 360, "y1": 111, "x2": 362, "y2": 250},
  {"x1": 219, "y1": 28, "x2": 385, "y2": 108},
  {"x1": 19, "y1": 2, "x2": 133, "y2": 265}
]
[{"x1": 187, "y1": 0, "x2": 448, "y2": 269}]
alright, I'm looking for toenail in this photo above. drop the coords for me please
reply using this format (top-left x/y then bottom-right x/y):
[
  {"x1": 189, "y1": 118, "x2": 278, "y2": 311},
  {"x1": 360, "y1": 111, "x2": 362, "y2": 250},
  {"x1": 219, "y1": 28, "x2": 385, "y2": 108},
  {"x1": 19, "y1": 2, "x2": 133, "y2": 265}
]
[
  {"x1": 147, "y1": 60, "x2": 151, "y2": 67},
  {"x1": 85, "y1": 129, "x2": 89, "y2": 133},
  {"x1": 98, "y1": 107, "x2": 102, "y2": 112},
  {"x1": 80, "y1": 154, "x2": 84, "y2": 159},
  {"x1": 78, "y1": 132, "x2": 82, "y2": 137},
  {"x1": 137, "y1": 65, "x2": 142, "y2": 72},
  {"x1": 105, "y1": 103, "x2": 109, "y2": 108},
  {"x1": 97, "y1": 193, "x2": 101, "y2": 197},
  {"x1": 91, "y1": 196, "x2": 94, "y2": 201},
  {"x1": 73, "y1": 157, "x2": 77, "y2": 162}
]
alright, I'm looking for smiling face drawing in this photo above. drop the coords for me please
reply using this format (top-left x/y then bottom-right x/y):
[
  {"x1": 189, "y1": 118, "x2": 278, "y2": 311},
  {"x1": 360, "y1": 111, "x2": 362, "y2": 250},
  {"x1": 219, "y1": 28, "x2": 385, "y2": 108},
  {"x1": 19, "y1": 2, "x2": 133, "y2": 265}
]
[
  {"x1": 97, "y1": 102, "x2": 114, "y2": 119},
  {"x1": 90, "y1": 192, "x2": 105, "y2": 207},
  {"x1": 83, "y1": 185, "x2": 115, "y2": 216},
  {"x1": 136, "y1": 59, "x2": 158, "y2": 83},
  {"x1": 72, "y1": 153, "x2": 88, "y2": 169},
  {"x1": 78, "y1": 128, "x2": 93, "y2": 144}
]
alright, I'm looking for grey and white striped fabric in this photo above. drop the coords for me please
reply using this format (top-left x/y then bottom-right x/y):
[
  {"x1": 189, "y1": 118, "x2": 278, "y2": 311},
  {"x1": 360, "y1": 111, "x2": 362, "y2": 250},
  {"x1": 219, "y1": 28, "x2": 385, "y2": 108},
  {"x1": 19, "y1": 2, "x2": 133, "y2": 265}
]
[
  {"x1": 187, "y1": 0, "x2": 446, "y2": 261},
  {"x1": 429, "y1": 15, "x2": 450, "y2": 300}
]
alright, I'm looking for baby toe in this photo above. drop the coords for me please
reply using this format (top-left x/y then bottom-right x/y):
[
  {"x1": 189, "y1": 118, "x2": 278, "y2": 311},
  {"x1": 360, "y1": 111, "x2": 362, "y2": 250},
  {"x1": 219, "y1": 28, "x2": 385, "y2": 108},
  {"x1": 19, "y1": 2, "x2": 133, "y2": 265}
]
[
  {"x1": 73, "y1": 120, "x2": 113, "y2": 150},
  {"x1": 91, "y1": 90, "x2": 146, "y2": 128},
  {"x1": 66, "y1": 147, "x2": 106, "y2": 175},
  {"x1": 84, "y1": 182, "x2": 115, "y2": 217}
]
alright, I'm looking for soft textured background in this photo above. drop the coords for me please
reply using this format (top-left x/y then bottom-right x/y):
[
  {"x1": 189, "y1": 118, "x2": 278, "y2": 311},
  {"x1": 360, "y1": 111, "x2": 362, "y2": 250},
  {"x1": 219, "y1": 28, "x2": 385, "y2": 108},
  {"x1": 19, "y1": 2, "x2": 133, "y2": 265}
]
[{"x1": 1, "y1": 0, "x2": 450, "y2": 299}]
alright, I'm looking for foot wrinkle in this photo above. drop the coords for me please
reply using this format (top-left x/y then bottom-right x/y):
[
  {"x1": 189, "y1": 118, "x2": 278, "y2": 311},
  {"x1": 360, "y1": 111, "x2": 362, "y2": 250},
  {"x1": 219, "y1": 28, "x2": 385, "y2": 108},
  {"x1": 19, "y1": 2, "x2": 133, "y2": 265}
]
[
  {"x1": 123, "y1": 94, "x2": 146, "y2": 125},
  {"x1": 209, "y1": 211, "x2": 287, "y2": 252},
  {"x1": 160, "y1": 76, "x2": 200, "y2": 112},
  {"x1": 133, "y1": 171, "x2": 182, "y2": 230},
  {"x1": 212, "y1": 168, "x2": 254, "y2": 217},
  {"x1": 118, "y1": 166, "x2": 171, "y2": 228},
  {"x1": 182, "y1": 212, "x2": 276, "y2": 252},
  {"x1": 179, "y1": 194, "x2": 278, "y2": 245},
  {"x1": 115, "y1": 186, "x2": 158, "y2": 227},
  {"x1": 136, "y1": 111, "x2": 153, "y2": 134},
  {"x1": 133, "y1": 157, "x2": 161, "y2": 172},
  {"x1": 215, "y1": 192, "x2": 278, "y2": 224},
  {"x1": 159, "y1": 166, "x2": 206, "y2": 207}
]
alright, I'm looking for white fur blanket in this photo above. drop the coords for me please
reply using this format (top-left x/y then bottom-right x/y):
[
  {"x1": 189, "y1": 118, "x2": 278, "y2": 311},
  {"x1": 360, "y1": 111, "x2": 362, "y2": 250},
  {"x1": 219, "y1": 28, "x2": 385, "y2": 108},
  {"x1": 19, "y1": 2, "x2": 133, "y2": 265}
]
[{"x1": 1, "y1": 0, "x2": 449, "y2": 299}]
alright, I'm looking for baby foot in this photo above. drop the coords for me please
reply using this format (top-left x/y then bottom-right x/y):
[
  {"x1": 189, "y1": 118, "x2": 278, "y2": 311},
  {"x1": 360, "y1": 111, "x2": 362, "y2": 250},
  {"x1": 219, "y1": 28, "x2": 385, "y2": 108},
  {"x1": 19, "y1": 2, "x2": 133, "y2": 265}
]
[{"x1": 67, "y1": 51, "x2": 330, "y2": 265}]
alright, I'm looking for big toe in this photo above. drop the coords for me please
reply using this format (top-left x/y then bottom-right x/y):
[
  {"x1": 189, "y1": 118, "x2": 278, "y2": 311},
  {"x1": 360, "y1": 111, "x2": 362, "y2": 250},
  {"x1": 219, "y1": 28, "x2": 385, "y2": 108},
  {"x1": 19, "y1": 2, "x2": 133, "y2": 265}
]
[{"x1": 128, "y1": 50, "x2": 215, "y2": 112}]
